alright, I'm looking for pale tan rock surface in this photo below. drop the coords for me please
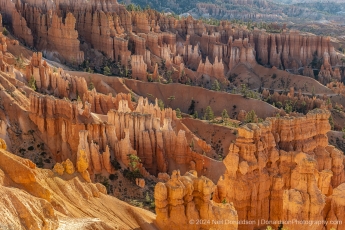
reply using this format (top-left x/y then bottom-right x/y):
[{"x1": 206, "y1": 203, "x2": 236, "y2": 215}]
[{"x1": 0, "y1": 138, "x2": 157, "y2": 230}]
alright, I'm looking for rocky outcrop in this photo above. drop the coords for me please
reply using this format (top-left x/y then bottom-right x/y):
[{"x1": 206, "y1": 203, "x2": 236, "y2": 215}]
[
  {"x1": 1, "y1": 1, "x2": 340, "y2": 86},
  {"x1": 228, "y1": 37, "x2": 256, "y2": 71},
  {"x1": 282, "y1": 152, "x2": 326, "y2": 230},
  {"x1": 0, "y1": 138, "x2": 156, "y2": 229},
  {"x1": 131, "y1": 55, "x2": 147, "y2": 80},
  {"x1": 11, "y1": 9, "x2": 34, "y2": 47},
  {"x1": 46, "y1": 13, "x2": 84, "y2": 64},
  {"x1": 76, "y1": 131, "x2": 91, "y2": 182},
  {"x1": 26, "y1": 58, "x2": 214, "y2": 178},
  {"x1": 26, "y1": 52, "x2": 88, "y2": 98},
  {"x1": 155, "y1": 170, "x2": 238, "y2": 230},
  {"x1": 212, "y1": 109, "x2": 344, "y2": 230},
  {"x1": 0, "y1": 35, "x2": 14, "y2": 74},
  {"x1": 254, "y1": 30, "x2": 339, "y2": 69},
  {"x1": 325, "y1": 183, "x2": 345, "y2": 230},
  {"x1": 197, "y1": 56, "x2": 225, "y2": 80},
  {"x1": 318, "y1": 64, "x2": 341, "y2": 85}
]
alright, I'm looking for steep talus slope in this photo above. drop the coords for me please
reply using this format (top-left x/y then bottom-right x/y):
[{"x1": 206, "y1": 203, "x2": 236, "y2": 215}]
[{"x1": 68, "y1": 71, "x2": 279, "y2": 119}]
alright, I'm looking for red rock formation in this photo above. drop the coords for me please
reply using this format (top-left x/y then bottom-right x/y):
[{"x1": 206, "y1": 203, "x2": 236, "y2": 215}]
[
  {"x1": 26, "y1": 57, "x2": 214, "y2": 178},
  {"x1": 131, "y1": 55, "x2": 147, "y2": 80},
  {"x1": 26, "y1": 52, "x2": 88, "y2": 97},
  {"x1": 197, "y1": 56, "x2": 225, "y2": 80},
  {"x1": 130, "y1": 33, "x2": 146, "y2": 56},
  {"x1": 185, "y1": 43, "x2": 202, "y2": 70},
  {"x1": 12, "y1": 9, "x2": 34, "y2": 47},
  {"x1": 132, "y1": 12, "x2": 150, "y2": 34},
  {"x1": 254, "y1": 30, "x2": 339, "y2": 69},
  {"x1": 1, "y1": 0, "x2": 341, "y2": 82},
  {"x1": 114, "y1": 37, "x2": 131, "y2": 65},
  {"x1": 0, "y1": 33, "x2": 14, "y2": 75},
  {"x1": 155, "y1": 170, "x2": 238, "y2": 230},
  {"x1": 282, "y1": 152, "x2": 326, "y2": 230},
  {"x1": 213, "y1": 109, "x2": 343, "y2": 230},
  {"x1": 228, "y1": 37, "x2": 256, "y2": 71},
  {"x1": 47, "y1": 13, "x2": 84, "y2": 64},
  {"x1": 325, "y1": 183, "x2": 345, "y2": 230}
]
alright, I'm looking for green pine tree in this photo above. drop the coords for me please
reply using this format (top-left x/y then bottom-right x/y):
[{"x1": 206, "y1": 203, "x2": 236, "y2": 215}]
[
  {"x1": 284, "y1": 101, "x2": 293, "y2": 114},
  {"x1": 29, "y1": 75, "x2": 36, "y2": 91},
  {"x1": 193, "y1": 111, "x2": 198, "y2": 119},
  {"x1": 204, "y1": 106, "x2": 214, "y2": 121},
  {"x1": 175, "y1": 108, "x2": 182, "y2": 118},
  {"x1": 329, "y1": 115, "x2": 334, "y2": 130},
  {"x1": 211, "y1": 80, "x2": 221, "y2": 91},
  {"x1": 103, "y1": 66, "x2": 111, "y2": 76},
  {"x1": 158, "y1": 99, "x2": 164, "y2": 111},
  {"x1": 88, "y1": 82, "x2": 95, "y2": 90},
  {"x1": 221, "y1": 109, "x2": 229, "y2": 121},
  {"x1": 245, "y1": 110, "x2": 257, "y2": 123}
]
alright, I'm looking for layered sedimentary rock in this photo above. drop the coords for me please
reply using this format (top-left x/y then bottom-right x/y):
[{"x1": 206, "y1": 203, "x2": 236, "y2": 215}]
[
  {"x1": 0, "y1": 138, "x2": 156, "y2": 229},
  {"x1": 0, "y1": 34, "x2": 14, "y2": 74},
  {"x1": 131, "y1": 55, "x2": 147, "y2": 80},
  {"x1": 1, "y1": 0, "x2": 340, "y2": 85},
  {"x1": 26, "y1": 52, "x2": 88, "y2": 98},
  {"x1": 326, "y1": 183, "x2": 345, "y2": 230},
  {"x1": 28, "y1": 89, "x2": 210, "y2": 177},
  {"x1": 228, "y1": 37, "x2": 256, "y2": 71},
  {"x1": 155, "y1": 170, "x2": 238, "y2": 230},
  {"x1": 46, "y1": 13, "x2": 84, "y2": 64},
  {"x1": 11, "y1": 8, "x2": 34, "y2": 47},
  {"x1": 0, "y1": 2, "x2": 83, "y2": 64},
  {"x1": 25, "y1": 52, "x2": 213, "y2": 178},
  {"x1": 2, "y1": 1, "x2": 339, "y2": 86},
  {"x1": 254, "y1": 30, "x2": 339, "y2": 69},
  {"x1": 282, "y1": 152, "x2": 326, "y2": 230},
  {"x1": 213, "y1": 109, "x2": 345, "y2": 230},
  {"x1": 197, "y1": 56, "x2": 225, "y2": 80}
]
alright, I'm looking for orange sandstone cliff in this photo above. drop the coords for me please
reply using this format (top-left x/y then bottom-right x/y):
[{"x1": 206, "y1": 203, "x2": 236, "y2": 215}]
[{"x1": 211, "y1": 109, "x2": 345, "y2": 230}]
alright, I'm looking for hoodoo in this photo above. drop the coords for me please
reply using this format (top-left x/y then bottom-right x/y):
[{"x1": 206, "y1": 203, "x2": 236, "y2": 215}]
[{"x1": 0, "y1": 0, "x2": 345, "y2": 229}]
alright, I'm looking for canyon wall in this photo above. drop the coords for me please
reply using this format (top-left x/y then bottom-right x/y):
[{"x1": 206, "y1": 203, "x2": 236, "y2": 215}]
[
  {"x1": 1, "y1": 0, "x2": 340, "y2": 83},
  {"x1": 254, "y1": 30, "x2": 339, "y2": 69},
  {"x1": 28, "y1": 91, "x2": 218, "y2": 178},
  {"x1": 26, "y1": 53, "x2": 218, "y2": 180},
  {"x1": 212, "y1": 109, "x2": 345, "y2": 230}
]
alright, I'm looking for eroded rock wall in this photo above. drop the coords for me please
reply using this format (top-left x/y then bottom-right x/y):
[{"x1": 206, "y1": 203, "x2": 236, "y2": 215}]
[
  {"x1": 213, "y1": 109, "x2": 345, "y2": 230},
  {"x1": 155, "y1": 170, "x2": 238, "y2": 230},
  {"x1": 2, "y1": 1, "x2": 339, "y2": 83}
]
